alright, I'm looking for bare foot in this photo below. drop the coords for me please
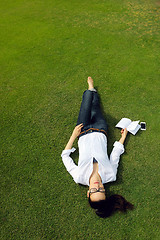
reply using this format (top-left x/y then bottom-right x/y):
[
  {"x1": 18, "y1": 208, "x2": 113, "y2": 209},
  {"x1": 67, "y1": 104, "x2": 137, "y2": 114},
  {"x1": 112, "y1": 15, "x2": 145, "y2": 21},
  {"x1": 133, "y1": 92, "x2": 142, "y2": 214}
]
[{"x1": 87, "y1": 77, "x2": 94, "y2": 90}]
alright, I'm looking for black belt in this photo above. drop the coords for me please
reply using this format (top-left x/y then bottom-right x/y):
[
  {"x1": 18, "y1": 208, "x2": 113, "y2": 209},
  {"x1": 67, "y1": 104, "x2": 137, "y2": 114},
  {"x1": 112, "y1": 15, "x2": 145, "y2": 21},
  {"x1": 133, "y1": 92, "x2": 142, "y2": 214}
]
[{"x1": 79, "y1": 128, "x2": 107, "y2": 138}]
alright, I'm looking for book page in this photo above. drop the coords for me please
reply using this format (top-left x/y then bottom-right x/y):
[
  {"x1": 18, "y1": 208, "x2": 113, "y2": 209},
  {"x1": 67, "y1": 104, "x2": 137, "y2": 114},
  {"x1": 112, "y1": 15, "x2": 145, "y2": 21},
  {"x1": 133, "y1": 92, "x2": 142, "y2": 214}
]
[
  {"x1": 127, "y1": 121, "x2": 140, "y2": 131},
  {"x1": 115, "y1": 118, "x2": 132, "y2": 129},
  {"x1": 128, "y1": 123, "x2": 141, "y2": 135},
  {"x1": 116, "y1": 118, "x2": 141, "y2": 135}
]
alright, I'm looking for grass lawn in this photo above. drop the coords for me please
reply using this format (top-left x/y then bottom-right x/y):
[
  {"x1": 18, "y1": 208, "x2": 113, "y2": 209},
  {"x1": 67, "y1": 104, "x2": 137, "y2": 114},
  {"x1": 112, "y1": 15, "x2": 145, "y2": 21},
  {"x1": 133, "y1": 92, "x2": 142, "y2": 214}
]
[{"x1": 0, "y1": 0, "x2": 160, "y2": 239}]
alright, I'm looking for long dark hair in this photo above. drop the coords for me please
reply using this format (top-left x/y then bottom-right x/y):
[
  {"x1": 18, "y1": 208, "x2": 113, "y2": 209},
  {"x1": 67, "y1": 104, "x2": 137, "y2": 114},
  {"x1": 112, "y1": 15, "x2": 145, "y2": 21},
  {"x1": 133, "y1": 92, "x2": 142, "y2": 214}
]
[{"x1": 89, "y1": 194, "x2": 134, "y2": 218}]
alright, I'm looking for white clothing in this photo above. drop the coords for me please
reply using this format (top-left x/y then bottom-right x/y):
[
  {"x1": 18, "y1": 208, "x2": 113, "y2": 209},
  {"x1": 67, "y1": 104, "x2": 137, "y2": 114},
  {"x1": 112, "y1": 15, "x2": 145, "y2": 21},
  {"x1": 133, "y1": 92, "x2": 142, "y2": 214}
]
[{"x1": 61, "y1": 132, "x2": 124, "y2": 186}]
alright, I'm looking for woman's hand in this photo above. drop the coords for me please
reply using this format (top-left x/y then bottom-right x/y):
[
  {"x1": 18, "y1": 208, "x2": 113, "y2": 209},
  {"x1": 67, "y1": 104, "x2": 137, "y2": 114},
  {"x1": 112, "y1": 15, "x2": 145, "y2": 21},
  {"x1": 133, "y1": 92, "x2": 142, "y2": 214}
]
[
  {"x1": 65, "y1": 123, "x2": 84, "y2": 150},
  {"x1": 121, "y1": 128, "x2": 128, "y2": 139},
  {"x1": 119, "y1": 128, "x2": 128, "y2": 145},
  {"x1": 72, "y1": 123, "x2": 84, "y2": 138}
]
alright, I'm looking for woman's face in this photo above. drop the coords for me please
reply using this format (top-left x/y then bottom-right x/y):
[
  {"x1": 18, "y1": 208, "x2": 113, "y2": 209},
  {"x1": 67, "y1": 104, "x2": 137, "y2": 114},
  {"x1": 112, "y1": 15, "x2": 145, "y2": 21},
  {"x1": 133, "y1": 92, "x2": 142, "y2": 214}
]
[{"x1": 87, "y1": 181, "x2": 106, "y2": 201}]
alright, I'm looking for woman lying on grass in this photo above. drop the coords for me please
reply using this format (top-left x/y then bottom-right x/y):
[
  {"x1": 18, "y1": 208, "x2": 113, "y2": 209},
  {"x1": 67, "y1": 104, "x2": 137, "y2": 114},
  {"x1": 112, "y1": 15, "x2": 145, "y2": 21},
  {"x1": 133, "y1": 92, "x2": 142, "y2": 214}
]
[{"x1": 61, "y1": 77, "x2": 133, "y2": 218}]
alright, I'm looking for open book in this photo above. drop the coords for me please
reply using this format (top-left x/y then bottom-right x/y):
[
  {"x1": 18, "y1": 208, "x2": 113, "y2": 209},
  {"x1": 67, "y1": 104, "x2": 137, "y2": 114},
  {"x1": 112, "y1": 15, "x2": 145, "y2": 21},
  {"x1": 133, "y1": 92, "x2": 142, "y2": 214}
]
[{"x1": 116, "y1": 118, "x2": 141, "y2": 135}]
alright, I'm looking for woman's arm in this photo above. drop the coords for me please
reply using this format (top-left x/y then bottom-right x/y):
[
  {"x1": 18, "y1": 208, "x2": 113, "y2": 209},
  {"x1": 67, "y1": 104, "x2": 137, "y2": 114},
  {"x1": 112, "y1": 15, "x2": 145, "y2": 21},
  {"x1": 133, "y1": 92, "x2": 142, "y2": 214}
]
[
  {"x1": 65, "y1": 123, "x2": 83, "y2": 150},
  {"x1": 119, "y1": 128, "x2": 128, "y2": 145},
  {"x1": 109, "y1": 128, "x2": 128, "y2": 177}
]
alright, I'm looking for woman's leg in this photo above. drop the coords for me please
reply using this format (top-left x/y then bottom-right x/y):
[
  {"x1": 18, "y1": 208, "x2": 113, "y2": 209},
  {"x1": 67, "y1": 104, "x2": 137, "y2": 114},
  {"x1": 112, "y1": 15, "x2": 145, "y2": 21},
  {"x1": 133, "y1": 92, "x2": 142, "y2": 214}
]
[
  {"x1": 77, "y1": 77, "x2": 107, "y2": 133},
  {"x1": 90, "y1": 92, "x2": 108, "y2": 132},
  {"x1": 77, "y1": 77, "x2": 95, "y2": 130},
  {"x1": 77, "y1": 90, "x2": 93, "y2": 130}
]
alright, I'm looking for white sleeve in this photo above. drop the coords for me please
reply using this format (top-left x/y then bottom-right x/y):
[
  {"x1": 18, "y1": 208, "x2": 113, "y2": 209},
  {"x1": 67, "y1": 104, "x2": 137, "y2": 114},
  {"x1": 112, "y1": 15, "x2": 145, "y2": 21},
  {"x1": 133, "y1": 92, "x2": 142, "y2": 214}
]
[
  {"x1": 61, "y1": 148, "x2": 78, "y2": 180},
  {"x1": 109, "y1": 141, "x2": 125, "y2": 176}
]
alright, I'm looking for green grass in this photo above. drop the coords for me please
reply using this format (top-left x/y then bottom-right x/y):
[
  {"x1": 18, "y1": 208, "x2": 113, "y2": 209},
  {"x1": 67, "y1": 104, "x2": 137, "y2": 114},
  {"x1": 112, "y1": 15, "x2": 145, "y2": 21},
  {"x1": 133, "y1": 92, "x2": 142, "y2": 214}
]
[{"x1": 0, "y1": 0, "x2": 160, "y2": 239}]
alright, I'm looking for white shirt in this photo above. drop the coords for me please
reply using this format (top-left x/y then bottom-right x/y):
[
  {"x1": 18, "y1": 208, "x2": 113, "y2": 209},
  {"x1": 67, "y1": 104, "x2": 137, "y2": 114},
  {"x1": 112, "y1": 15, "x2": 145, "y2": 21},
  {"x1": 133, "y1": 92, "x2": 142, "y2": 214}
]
[{"x1": 61, "y1": 132, "x2": 124, "y2": 186}]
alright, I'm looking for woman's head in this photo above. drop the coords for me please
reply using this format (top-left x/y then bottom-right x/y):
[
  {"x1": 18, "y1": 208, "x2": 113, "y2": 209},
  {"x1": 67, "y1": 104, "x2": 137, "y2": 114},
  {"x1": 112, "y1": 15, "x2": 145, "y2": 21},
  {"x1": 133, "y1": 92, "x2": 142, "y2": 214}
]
[
  {"x1": 87, "y1": 179, "x2": 106, "y2": 202},
  {"x1": 87, "y1": 187, "x2": 106, "y2": 202},
  {"x1": 87, "y1": 183, "x2": 110, "y2": 218},
  {"x1": 88, "y1": 171, "x2": 133, "y2": 217},
  {"x1": 88, "y1": 194, "x2": 134, "y2": 218}
]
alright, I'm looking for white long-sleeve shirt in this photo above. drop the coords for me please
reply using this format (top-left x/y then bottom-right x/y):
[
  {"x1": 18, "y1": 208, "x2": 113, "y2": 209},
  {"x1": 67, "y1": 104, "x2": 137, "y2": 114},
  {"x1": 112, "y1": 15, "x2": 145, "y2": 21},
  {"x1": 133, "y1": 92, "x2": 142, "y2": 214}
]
[{"x1": 61, "y1": 132, "x2": 124, "y2": 186}]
